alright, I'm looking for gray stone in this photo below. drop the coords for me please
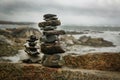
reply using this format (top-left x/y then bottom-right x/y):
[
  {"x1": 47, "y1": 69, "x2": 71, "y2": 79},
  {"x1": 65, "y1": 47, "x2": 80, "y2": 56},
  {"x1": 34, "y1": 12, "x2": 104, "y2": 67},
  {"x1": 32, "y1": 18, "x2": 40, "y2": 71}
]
[
  {"x1": 42, "y1": 54, "x2": 63, "y2": 67},
  {"x1": 78, "y1": 36, "x2": 115, "y2": 47},
  {"x1": 43, "y1": 30, "x2": 65, "y2": 36},
  {"x1": 40, "y1": 35, "x2": 58, "y2": 43},
  {"x1": 41, "y1": 43, "x2": 65, "y2": 54},
  {"x1": 40, "y1": 26, "x2": 57, "y2": 31},
  {"x1": 38, "y1": 20, "x2": 61, "y2": 28},
  {"x1": 78, "y1": 36, "x2": 90, "y2": 43}
]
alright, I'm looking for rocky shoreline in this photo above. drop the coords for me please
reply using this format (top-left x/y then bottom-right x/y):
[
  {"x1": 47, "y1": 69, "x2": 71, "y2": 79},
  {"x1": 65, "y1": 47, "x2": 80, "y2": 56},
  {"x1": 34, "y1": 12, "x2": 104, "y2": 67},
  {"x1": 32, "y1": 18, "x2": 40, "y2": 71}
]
[
  {"x1": 63, "y1": 52, "x2": 120, "y2": 71},
  {"x1": 0, "y1": 27, "x2": 116, "y2": 57},
  {"x1": 0, "y1": 27, "x2": 120, "y2": 80},
  {"x1": 0, "y1": 52, "x2": 120, "y2": 80}
]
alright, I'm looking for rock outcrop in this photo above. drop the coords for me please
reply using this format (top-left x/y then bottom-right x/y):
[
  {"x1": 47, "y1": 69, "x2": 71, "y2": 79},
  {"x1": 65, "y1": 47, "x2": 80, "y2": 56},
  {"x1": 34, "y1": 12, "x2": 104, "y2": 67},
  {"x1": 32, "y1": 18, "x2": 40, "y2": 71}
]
[
  {"x1": 60, "y1": 35, "x2": 80, "y2": 46},
  {"x1": 0, "y1": 27, "x2": 41, "y2": 57},
  {"x1": 78, "y1": 36, "x2": 115, "y2": 47},
  {"x1": 63, "y1": 52, "x2": 120, "y2": 71},
  {"x1": 0, "y1": 52, "x2": 120, "y2": 80},
  {"x1": 0, "y1": 35, "x2": 18, "y2": 57},
  {"x1": 6, "y1": 27, "x2": 41, "y2": 39}
]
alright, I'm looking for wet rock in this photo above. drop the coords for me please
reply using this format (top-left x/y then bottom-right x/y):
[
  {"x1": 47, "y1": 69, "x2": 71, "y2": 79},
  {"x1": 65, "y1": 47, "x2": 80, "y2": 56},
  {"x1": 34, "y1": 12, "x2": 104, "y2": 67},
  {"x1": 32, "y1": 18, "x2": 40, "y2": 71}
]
[
  {"x1": 78, "y1": 36, "x2": 115, "y2": 47},
  {"x1": 79, "y1": 36, "x2": 90, "y2": 43},
  {"x1": 60, "y1": 35, "x2": 80, "y2": 46}
]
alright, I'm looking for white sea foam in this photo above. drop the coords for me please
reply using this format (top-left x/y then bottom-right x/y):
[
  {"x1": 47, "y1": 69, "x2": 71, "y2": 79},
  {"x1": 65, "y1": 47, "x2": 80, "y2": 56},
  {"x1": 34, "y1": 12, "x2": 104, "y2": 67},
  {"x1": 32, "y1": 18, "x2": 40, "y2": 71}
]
[{"x1": 66, "y1": 31, "x2": 120, "y2": 54}]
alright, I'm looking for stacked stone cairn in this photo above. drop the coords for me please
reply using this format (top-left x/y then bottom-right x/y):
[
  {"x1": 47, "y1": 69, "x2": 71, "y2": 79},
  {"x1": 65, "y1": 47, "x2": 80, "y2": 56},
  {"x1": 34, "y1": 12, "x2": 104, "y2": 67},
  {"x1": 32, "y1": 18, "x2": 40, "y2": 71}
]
[
  {"x1": 23, "y1": 35, "x2": 41, "y2": 63},
  {"x1": 38, "y1": 14, "x2": 65, "y2": 67}
]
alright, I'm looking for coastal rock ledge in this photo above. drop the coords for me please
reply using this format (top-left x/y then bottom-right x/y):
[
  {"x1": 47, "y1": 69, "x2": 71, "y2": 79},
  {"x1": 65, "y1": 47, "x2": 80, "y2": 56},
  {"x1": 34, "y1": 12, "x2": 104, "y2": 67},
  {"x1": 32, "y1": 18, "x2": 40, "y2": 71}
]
[
  {"x1": 0, "y1": 63, "x2": 120, "y2": 80},
  {"x1": 0, "y1": 52, "x2": 120, "y2": 80}
]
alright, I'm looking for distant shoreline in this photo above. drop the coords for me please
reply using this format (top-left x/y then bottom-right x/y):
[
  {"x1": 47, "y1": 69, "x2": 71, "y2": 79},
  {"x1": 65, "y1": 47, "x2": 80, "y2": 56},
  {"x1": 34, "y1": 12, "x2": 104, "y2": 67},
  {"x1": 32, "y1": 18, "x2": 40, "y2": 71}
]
[
  {"x1": 0, "y1": 20, "x2": 36, "y2": 25},
  {"x1": 1, "y1": 23, "x2": 120, "y2": 31}
]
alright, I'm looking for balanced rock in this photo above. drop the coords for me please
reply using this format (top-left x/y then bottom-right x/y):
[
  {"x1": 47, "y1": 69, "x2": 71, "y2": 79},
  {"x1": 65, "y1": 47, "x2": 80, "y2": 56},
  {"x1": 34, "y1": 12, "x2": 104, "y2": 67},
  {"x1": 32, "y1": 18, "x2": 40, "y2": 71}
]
[
  {"x1": 38, "y1": 20, "x2": 61, "y2": 28},
  {"x1": 43, "y1": 30, "x2": 65, "y2": 36},
  {"x1": 40, "y1": 35, "x2": 58, "y2": 43},
  {"x1": 41, "y1": 43, "x2": 65, "y2": 54}
]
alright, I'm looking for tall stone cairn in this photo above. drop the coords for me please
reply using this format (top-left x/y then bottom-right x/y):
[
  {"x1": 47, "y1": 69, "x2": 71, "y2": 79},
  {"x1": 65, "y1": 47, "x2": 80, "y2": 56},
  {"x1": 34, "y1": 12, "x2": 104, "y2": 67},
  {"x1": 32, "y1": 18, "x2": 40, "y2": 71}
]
[{"x1": 38, "y1": 14, "x2": 65, "y2": 67}]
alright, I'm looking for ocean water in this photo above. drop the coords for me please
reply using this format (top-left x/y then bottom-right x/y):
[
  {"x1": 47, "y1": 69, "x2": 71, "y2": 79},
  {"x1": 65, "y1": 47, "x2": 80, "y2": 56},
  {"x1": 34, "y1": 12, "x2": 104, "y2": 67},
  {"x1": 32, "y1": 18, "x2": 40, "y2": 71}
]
[
  {"x1": 1, "y1": 24, "x2": 120, "y2": 31},
  {"x1": 61, "y1": 25, "x2": 120, "y2": 31},
  {"x1": 66, "y1": 31, "x2": 120, "y2": 54}
]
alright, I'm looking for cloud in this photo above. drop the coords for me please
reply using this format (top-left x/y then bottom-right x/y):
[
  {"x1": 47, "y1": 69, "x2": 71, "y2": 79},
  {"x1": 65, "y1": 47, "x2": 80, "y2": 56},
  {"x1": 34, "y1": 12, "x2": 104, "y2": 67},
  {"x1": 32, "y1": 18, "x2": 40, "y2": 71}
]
[{"x1": 0, "y1": 0, "x2": 120, "y2": 26}]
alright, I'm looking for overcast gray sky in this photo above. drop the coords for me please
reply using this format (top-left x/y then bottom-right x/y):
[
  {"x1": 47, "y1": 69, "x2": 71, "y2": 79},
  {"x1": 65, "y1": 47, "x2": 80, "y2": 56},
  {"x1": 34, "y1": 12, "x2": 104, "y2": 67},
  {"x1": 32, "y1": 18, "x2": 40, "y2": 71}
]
[{"x1": 0, "y1": 0, "x2": 120, "y2": 26}]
